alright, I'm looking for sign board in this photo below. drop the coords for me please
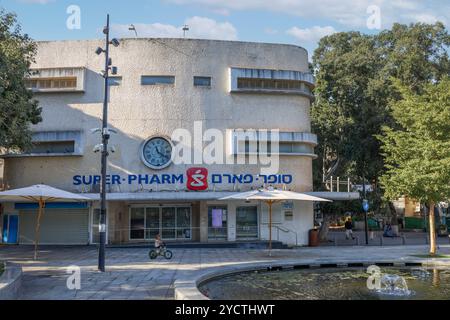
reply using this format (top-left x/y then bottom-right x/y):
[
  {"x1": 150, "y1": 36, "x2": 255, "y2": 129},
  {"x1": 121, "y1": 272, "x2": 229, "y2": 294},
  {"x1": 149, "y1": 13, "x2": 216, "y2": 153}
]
[{"x1": 363, "y1": 200, "x2": 369, "y2": 213}]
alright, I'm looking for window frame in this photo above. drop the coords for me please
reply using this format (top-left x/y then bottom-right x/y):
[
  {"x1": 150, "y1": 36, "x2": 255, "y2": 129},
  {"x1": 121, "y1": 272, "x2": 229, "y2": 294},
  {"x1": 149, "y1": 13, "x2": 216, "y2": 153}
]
[{"x1": 141, "y1": 75, "x2": 175, "y2": 86}]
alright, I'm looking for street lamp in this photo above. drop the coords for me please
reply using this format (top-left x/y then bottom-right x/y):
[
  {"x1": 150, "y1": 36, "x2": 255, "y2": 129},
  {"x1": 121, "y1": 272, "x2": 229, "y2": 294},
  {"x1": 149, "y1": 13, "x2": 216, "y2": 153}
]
[{"x1": 95, "y1": 14, "x2": 120, "y2": 272}]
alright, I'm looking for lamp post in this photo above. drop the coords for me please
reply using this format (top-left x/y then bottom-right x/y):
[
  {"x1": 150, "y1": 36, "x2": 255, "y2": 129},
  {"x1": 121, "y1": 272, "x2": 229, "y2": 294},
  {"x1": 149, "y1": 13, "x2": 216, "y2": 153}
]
[{"x1": 95, "y1": 14, "x2": 120, "y2": 272}]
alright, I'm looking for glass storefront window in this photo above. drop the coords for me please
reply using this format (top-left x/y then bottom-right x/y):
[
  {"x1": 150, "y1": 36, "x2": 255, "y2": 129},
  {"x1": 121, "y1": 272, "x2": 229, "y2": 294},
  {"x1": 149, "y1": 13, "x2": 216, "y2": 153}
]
[
  {"x1": 130, "y1": 206, "x2": 192, "y2": 241},
  {"x1": 130, "y1": 208, "x2": 145, "y2": 239},
  {"x1": 208, "y1": 206, "x2": 228, "y2": 240},
  {"x1": 236, "y1": 206, "x2": 259, "y2": 239},
  {"x1": 177, "y1": 207, "x2": 192, "y2": 239},
  {"x1": 162, "y1": 207, "x2": 176, "y2": 239},
  {"x1": 145, "y1": 207, "x2": 160, "y2": 240}
]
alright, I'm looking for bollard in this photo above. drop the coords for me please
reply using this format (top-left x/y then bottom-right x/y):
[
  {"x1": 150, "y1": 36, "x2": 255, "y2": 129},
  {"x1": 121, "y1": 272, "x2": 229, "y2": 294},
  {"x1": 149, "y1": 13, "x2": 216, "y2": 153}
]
[
  {"x1": 402, "y1": 236, "x2": 406, "y2": 246},
  {"x1": 356, "y1": 236, "x2": 360, "y2": 246},
  {"x1": 334, "y1": 236, "x2": 338, "y2": 247},
  {"x1": 425, "y1": 236, "x2": 429, "y2": 245},
  {"x1": 380, "y1": 236, "x2": 384, "y2": 247}
]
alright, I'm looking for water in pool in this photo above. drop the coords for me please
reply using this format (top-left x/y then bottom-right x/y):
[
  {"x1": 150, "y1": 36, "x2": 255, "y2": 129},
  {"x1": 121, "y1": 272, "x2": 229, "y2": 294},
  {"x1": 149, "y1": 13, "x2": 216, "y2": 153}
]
[{"x1": 199, "y1": 267, "x2": 450, "y2": 300}]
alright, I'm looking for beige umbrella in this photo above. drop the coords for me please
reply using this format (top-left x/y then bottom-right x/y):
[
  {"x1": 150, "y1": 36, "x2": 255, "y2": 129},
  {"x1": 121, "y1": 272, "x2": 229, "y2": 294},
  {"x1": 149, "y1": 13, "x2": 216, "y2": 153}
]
[
  {"x1": 221, "y1": 188, "x2": 332, "y2": 255},
  {"x1": 0, "y1": 185, "x2": 90, "y2": 260}
]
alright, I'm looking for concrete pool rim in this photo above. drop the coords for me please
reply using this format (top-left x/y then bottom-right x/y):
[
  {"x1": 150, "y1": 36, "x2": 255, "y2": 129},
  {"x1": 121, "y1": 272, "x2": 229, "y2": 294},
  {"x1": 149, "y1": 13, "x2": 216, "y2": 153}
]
[{"x1": 174, "y1": 258, "x2": 450, "y2": 300}]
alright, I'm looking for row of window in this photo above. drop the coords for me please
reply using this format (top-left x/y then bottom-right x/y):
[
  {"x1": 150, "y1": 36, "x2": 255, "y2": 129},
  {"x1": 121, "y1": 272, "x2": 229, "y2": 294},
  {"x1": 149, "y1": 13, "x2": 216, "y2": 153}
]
[
  {"x1": 108, "y1": 76, "x2": 212, "y2": 87},
  {"x1": 25, "y1": 77, "x2": 78, "y2": 90},
  {"x1": 25, "y1": 75, "x2": 311, "y2": 93}
]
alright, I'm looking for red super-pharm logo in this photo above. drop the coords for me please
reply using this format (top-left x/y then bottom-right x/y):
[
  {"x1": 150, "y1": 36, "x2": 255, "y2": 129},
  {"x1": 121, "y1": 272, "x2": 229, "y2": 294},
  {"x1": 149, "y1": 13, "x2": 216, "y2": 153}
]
[{"x1": 187, "y1": 168, "x2": 209, "y2": 191}]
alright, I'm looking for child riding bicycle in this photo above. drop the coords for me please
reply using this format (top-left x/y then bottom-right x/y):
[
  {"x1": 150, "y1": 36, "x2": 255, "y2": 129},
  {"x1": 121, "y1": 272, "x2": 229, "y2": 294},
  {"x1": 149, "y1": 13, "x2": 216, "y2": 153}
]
[{"x1": 155, "y1": 234, "x2": 165, "y2": 254}]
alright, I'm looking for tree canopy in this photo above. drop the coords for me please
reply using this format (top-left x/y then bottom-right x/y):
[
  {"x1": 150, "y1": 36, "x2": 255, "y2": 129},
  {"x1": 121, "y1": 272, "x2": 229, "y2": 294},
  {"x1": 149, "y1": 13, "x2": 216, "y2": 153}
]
[
  {"x1": 0, "y1": 9, "x2": 41, "y2": 152},
  {"x1": 312, "y1": 22, "x2": 450, "y2": 201},
  {"x1": 379, "y1": 77, "x2": 450, "y2": 205}
]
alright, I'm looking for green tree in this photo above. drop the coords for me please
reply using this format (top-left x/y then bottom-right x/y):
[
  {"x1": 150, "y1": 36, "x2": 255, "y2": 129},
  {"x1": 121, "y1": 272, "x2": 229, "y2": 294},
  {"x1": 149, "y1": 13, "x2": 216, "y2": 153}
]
[
  {"x1": 0, "y1": 9, "x2": 41, "y2": 152},
  {"x1": 312, "y1": 23, "x2": 450, "y2": 239},
  {"x1": 378, "y1": 77, "x2": 450, "y2": 255}
]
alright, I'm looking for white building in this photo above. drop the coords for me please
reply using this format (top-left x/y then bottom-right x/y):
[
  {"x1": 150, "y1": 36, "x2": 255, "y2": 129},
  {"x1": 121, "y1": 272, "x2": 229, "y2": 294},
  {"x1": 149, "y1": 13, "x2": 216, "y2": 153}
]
[{"x1": 0, "y1": 38, "x2": 357, "y2": 247}]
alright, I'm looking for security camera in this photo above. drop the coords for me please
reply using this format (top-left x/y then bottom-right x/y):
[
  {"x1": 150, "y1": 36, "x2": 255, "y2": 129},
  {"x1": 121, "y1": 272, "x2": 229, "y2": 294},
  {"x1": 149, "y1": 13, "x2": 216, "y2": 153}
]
[
  {"x1": 109, "y1": 146, "x2": 117, "y2": 154},
  {"x1": 111, "y1": 67, "x2": 118, "y2": 75},
  {"x1": 95, "y1": 47, "x2": 104, "y2": 55},
  {"x1": 110, "y1": 38, "x2": 120, "y2": 47},
  {"x1": 93, "y1": 144, "x2": 104, "y2": 153}
]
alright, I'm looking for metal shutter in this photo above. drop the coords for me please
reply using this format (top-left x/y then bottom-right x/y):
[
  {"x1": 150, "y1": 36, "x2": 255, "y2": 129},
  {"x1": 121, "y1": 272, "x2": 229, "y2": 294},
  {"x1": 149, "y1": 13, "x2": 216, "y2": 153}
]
[{"x1": 19, "y1": 209, "x2": 89, "y2": 245}]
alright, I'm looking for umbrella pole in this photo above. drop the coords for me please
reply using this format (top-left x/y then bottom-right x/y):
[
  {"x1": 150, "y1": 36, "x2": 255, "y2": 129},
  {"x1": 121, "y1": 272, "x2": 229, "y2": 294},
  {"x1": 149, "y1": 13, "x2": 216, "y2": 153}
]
[{"x1": 34, "y1": 198, "x2": 44, "y2": 260}]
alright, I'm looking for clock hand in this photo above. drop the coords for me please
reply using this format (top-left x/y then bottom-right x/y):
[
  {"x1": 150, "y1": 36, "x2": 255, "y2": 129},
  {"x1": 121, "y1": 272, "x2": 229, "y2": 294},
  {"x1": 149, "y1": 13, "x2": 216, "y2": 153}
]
[{"x1": 155, "y1": 147, "x2": 165, "y2": 157}]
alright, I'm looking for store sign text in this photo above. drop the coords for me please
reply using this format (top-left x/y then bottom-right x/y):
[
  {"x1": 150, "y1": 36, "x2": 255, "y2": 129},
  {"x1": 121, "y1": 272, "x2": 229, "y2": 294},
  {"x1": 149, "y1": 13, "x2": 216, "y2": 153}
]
[{"x1": 73, "y1": 170, "x2": 293, "y2": 189}]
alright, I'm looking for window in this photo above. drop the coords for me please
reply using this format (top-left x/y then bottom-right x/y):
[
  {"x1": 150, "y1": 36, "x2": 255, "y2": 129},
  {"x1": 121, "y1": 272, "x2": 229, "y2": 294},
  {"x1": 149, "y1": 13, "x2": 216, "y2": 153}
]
[
  {"x1": 230, "y1": 130, "x2": 318, "y2": 158},
  {"x1": 107, "y1": 76, "x2": 122, "y2": 86},
  {"x1": 2, "y1": 131, "x2": 84, "y2": 158},
  {"x1": 141, "y1": 76, "x2": 175, "y2": 85},
  {"x1": 130, "y1": 208, "x2": 145, "y2": 240},
  {"x1": 28, "y1": 141, "x2": 75, "y2": 154},
  {"x1": 237, "y1": 78, "x2": 311, "y2": 95},
  {"x1": 194, "y1": 76, "x2": 211, "y2": 87},
  {"x1": 208, "y1": 206, "x2": 228, "y2": 240},
  {"x1": 230, "y1": 67, "x2": 315, "y2": 100},
  {"x1": 25, "y1": 77, "x2": 77, "y2": 90},
  {"x1": 25, "y1": 67, "x2": 86, "y2": 92},
  {"x1": 130, "y1": 206, "x2": 192, "y2": 241}
]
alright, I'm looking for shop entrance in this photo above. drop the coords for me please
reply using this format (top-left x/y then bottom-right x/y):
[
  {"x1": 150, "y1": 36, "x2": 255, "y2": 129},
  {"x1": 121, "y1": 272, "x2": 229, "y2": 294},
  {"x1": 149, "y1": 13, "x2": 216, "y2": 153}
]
[
  {"x1": 236, "y1": 206, "x2": 259, "y2": 240},
  {"x1": 208, "y1": 206, "x2": 228, "y2": 241},
  {"x1": 130, "y1": 206, "x2": 192, "y2": 241}
]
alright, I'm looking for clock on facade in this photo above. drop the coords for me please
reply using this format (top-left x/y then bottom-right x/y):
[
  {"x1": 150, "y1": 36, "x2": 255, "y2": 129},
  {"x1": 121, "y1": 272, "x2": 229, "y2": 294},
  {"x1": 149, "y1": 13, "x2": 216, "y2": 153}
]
[{"x1": 141, "y1": 136, "x2": 173, "y2": 170}]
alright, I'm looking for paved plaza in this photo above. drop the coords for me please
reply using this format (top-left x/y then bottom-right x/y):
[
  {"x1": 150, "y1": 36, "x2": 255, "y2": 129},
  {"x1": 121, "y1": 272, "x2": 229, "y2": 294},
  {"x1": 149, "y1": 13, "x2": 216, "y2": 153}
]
[{"x1": 1, "y1": 244, "x2": 450, "y2": 300}]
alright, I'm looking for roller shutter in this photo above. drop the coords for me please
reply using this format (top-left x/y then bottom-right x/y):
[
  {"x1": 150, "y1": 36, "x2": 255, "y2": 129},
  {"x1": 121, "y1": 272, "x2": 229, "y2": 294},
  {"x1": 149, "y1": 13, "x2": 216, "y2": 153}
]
[{"x1": 19, "y1": 209, "x2": 89, "y2": 245}]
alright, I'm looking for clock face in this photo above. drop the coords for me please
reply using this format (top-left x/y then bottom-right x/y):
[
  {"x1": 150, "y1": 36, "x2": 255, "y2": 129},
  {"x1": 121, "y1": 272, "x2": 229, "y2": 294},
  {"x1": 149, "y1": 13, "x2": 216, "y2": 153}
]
[{"x1": 141, "y1": 137, "x2": 173, "y2": 170}]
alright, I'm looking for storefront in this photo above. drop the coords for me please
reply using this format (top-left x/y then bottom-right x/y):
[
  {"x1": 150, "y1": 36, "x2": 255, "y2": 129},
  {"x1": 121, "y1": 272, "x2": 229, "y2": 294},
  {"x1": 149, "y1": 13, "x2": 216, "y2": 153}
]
[{"x1": 0, "y1": 38, "x2": 358, "y2": 247}]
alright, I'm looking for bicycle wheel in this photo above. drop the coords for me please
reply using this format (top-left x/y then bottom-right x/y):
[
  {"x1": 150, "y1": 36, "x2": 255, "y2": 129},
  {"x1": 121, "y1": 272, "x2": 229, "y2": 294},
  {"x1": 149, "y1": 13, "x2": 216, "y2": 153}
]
[
  {"x1": 164, "y1": 250, "x2": 173, "y2": 260},
  {"x1": 149, "y1": 250, "x2": 158, "y2": 260}
]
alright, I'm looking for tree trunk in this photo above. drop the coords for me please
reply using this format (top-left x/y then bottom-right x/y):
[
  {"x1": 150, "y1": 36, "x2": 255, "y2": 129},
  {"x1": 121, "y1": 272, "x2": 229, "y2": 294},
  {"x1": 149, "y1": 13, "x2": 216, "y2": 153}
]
[
  {"x1": 319, "y1": 214, "x2": 331, "y2": 242},
  {"x1": 388, "y1": 201, "x2": 398, "y2": 225},
  {"x1": 429, "y1": 202, "x2": 437, "y2": 256}
]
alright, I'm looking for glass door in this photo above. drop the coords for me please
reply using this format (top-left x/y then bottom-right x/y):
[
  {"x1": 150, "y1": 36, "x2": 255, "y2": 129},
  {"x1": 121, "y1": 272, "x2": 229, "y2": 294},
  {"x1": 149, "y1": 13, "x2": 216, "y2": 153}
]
[
  {"x1": 208, "y1": 206, "x2": 228, "y2": 240},
  {"x1": 176, "y1": 207, "x2": 192, "y2": 240},
  {"x1": 130, "y1": 208, "x2": 145, "y2": 240},
  {"x1": 2, "y1": 215, "x2": 18, "y2": 244},
  {"x1": 145, "y1": 207, "x2": 160, "y2": 240},
  {"x1": 91, "y1": 209, "x2": 101, "y2": 244},
  {"x1": 161, "y1": 207, "x2": 176, "y2": 240},
  {"x1": 236, "y1": 206, "x2": 259, "y2": 239}
]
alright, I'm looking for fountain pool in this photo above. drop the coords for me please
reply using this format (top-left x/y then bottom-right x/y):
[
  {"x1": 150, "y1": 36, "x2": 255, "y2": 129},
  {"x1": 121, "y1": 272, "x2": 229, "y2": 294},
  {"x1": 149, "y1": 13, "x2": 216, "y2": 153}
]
[{"x1": 199, "y1": 267, "x2": 450, "y2": 300}]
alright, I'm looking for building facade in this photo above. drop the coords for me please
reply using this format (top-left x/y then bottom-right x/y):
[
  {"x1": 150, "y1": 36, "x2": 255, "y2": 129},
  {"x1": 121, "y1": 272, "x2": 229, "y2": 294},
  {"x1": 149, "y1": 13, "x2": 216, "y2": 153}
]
[{"x1": 0, "y1": 38, "x2": 341, "y2": 246}]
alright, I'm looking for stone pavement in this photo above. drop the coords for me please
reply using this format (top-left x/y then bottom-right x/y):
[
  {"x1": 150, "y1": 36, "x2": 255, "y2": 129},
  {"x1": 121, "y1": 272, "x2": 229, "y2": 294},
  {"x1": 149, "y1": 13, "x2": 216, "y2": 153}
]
[{"x1": 1, "y1": 244, "x2": 450, "y2": 300}]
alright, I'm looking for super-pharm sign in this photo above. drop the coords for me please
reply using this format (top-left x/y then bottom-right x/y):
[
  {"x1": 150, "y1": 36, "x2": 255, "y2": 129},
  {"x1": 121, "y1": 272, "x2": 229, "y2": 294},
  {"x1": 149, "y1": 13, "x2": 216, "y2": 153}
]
[{"x1": 73, "y1": 168, "x2": 294, "y2": 191}]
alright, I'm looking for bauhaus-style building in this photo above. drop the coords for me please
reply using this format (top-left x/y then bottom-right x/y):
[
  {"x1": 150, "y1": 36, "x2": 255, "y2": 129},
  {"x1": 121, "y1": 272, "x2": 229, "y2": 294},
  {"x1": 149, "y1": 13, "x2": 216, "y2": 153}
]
[{"x1": 0, "y1": 38, "x2": 356, "y2": 247}]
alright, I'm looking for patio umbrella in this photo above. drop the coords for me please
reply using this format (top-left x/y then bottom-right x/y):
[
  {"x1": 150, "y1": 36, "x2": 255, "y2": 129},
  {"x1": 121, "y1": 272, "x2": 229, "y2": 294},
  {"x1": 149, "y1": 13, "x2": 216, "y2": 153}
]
[
  {"x1": 220, "y1": 188, "x2": 332, "y2": 255},
  {"x1": 0, "y1": 185, "x2": 90, "y2": 260}
]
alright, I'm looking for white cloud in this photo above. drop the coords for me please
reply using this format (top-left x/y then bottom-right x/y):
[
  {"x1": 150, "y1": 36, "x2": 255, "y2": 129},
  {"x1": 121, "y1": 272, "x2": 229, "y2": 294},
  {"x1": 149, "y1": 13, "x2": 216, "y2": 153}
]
[
  {"x1": 166, "y1": 0, "x2": 449, "y2": 28},
  {"x1": 287, "y1": 26, "x2": 337, "y2": 42},
  {"x1": 111, "y1": 16, "x2": 237, "y2": 40}
]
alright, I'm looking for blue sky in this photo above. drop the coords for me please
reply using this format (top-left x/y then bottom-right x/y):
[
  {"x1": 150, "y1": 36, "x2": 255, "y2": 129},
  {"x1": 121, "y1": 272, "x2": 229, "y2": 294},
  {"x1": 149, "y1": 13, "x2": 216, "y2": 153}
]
[{"x1": 0, "y1": 0, "x2": 448, "y2": 57}]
